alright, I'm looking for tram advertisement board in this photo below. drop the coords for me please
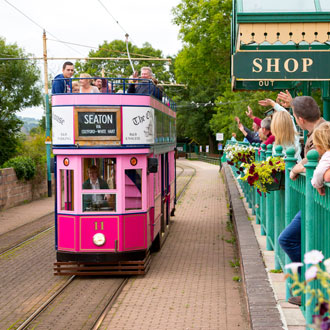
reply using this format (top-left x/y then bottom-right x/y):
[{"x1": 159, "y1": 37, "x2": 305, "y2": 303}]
[
  {"x1": 233, "y1": 51, "x2": 330, "y2": 81},
  {"x1": 122, "y1": 106, "x2": 154, "y2": 144},
  {"x1": 52, "y1": 106, "x2": 74, "y2": 145}
]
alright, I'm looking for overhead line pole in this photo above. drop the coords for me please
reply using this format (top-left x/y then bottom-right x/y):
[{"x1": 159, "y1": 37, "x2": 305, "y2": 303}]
[
  {"x1": 0, "y1": 57, "x2": 171, "y2": 62},
  {"x1": 43, "y1": 30, "x2": 52, "y2": 197}
]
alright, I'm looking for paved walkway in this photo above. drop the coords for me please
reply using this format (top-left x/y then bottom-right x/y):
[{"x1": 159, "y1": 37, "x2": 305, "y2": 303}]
[
  {"x1": 0, "y1": 196, "x2": 54, "y2": 236},
  {"x1": 101, "y1": 160, "x2": 249, "y2": 330}
]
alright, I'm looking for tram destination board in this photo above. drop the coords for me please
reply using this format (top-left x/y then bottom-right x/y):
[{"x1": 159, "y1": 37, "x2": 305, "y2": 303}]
[{"x1": 78, "y1": 111, "x2": 117, "y2": 137}]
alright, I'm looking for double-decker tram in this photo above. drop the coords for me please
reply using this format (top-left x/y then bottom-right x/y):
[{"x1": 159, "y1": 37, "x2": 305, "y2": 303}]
[{"x1": 52, "y1": 77, "x2": 176, "y2": 275}]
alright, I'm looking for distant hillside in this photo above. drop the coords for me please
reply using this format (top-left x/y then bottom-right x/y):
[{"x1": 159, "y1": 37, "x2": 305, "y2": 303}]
[{"x1": 18, "y1": 116, "x2": 40, "y2": 134}]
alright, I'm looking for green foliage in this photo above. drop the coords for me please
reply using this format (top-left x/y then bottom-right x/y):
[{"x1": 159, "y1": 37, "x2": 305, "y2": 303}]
[
  {"x1": 210, "y1": 89, "x2": 277, "y2": 142},
  {"x1": 74, "y1": 40, "x2": 173, "y2": 91},
  {"x1": 16, "y1": 127, "x2": 48, "y2": 181},
  {"x1": 172, "y1": 0, "x2": 232, "y2": 149},
  {"x1": 2, "y1": 156, "x2": 36, "y2": 181},
  {"x1": 0, "y1": 37, "x2": 42, "y2": 165},
  {"x1": 269, "y1": 269, "x2": 283, "y2": 273}
]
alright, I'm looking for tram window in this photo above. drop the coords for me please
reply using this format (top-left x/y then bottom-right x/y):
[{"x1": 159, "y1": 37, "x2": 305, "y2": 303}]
[
  {"x1": 82, "y1": 193, "x2": 116, "y2": 212},
  {"x1": 125, "y1": 169, "x2": 142, "y2": 210},
  {"x1": 82, "y1": 158, "x2": 116, "y2": 189},
  {"x1": 60, "y1": 169, "x2": 74, "y2": 211}
]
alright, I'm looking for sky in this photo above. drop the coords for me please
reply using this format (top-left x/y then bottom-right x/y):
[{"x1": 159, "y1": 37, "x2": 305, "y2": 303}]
[{"x1": 0, "y1": 0, "x2": 183, "y2": 119}]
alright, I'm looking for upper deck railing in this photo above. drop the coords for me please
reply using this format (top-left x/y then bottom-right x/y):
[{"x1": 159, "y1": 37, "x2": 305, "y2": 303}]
[{"x1": 51, "y1": 77, "x2": 177, "y2": 112}]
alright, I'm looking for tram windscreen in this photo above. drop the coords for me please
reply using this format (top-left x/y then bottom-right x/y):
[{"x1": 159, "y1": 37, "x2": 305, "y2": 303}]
[
  {"x1": 82, "y1": 193, "x2": 116, "y2": 212},
  {"x1": 82, "y1": 158, "x2": 116, "y2": 189},
  {"x1": 60, "y1": 170, "x2": 74, "y2": 211},
  {"x1": 125, "y1": 169, "x2": 142, "y2": 210}
]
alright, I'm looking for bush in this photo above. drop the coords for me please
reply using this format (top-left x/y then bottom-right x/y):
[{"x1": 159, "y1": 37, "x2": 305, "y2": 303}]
[{"x1": 2, "y1": 156, "x2": 36, "y2": 180}]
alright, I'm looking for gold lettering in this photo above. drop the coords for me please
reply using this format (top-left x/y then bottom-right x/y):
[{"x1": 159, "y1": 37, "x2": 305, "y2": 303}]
[
  {"x1": 284, "y1": 58, "x2": 299, "y2": 73},
  {"x1": 266, "y1": 58, "x2": 280, "y2": 72},
  {"x1": 302, "y1": 58, "x2": 313, "y2": 72},
  {"x1": 95, "y1": 222, "x2": 98, "y2": 230},
  {"x1": 252, "y1": 58, "x2": 262, "y2": 73}
]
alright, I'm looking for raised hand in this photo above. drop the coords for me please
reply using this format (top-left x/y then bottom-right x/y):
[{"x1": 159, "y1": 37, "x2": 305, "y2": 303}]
[
  {"x1": 277, "y1": 89, "x2": 293, "y2": 108},
  {"x1": 246, "y1": 106, "x2": 254, "y2": 119},
  {"x1": 258, "y1": 98, "x2": 275, "y2": 107},
  {"x1": 234, "y1": 116, "x2": 240, "y2": 124}
]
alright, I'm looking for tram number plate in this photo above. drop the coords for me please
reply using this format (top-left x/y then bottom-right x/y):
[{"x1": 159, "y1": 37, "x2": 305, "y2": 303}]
[{"x1": 78, "y1": 112, "x2": 117, "y2": 137}]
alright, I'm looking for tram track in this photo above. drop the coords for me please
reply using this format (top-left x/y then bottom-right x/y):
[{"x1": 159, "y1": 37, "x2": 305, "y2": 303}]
[
  {"x1": 0, "y1": 162, "x2": 196, "y2": 330},
  {"x1": 16, "y1": 275, "x2": 129, "y2": 330}
]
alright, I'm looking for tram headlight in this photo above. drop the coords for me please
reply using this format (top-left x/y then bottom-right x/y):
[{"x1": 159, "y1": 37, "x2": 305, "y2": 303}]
[{"x1": 93, "y1": 233, "x2": 106, "y2": 246}]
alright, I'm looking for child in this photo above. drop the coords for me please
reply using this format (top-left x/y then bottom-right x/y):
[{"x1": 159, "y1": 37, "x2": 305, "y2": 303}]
[
  {"x1": 311, "y1": 122, "x2": 330, "y2": 196},
  {"x1": 72, "y1": 81, "x2": 80, "y2": 93}
]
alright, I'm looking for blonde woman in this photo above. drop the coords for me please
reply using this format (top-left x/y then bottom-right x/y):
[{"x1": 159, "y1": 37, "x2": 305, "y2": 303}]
[
  {"x1": 311, "y1": 122, "x2": 330, "y2": 195},
  {"x1": 270, "y1": 110, "x2": 301, "y2": 161},
  {"x1": 79, "y1": 73, "x2": 100, "y2": 93}
]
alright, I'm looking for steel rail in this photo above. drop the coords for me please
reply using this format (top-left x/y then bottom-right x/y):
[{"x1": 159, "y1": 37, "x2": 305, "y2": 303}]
[
  {"x1": 0, "y1": 225, "x2": 54, "y2": 257},
  {"x1": 16, "y1": 275, "x2": 76, "y2": 330},
  {"x1": 176, "y1": 164, "x2": 196, "y2": 202},
  {"x1": 91, "y1": 277, "x2": 129, "y2": 330}
]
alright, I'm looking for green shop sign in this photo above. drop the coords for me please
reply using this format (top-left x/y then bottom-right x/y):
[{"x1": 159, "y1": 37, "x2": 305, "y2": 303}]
[{"x1": 233, "y1": 51, "x2": 330, "y2": 81}]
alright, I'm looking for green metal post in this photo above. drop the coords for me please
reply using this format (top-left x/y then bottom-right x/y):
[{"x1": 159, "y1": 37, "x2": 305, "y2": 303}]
[
  {"x1": 284, "y1": 147, "x2": 298, "y2": 300},
  {"x1": 260, "y1": 144, "x2": 266, "y2": 236},
  {"x1": 266, "y1": 144, "x2": 274, "y2": 251},
  {"x1": 274, "y1": 145, "x2": 284, "y2": 270},
  {"x1": 322, "y1": 81, "x2": 330, "y2": 121},
  {"x1": 304, "y1": 150, "x2": 319, "y2": 326},
  {"x1": 255, "y1": 143, "x2": 260, "y2": 224}
]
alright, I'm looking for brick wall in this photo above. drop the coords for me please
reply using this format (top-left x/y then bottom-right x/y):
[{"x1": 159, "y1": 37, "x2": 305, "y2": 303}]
[{"x1": 0, "y1": 168, "x2": 54, "y2": 211}]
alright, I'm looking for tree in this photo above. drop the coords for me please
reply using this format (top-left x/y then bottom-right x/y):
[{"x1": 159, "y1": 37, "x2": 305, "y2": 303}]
[
  {"x1": 210, "y1": 89, "x2": 278, "y2": 142},
  {"x1": 0, "y1": 37, "x2": 42, "y2": 165},
  {"x1": 74, "y1": 40, "x2": 174, "y2": 91},
  {"x1": 172, "y1": 0, "x2": 232, "y2": 150}
]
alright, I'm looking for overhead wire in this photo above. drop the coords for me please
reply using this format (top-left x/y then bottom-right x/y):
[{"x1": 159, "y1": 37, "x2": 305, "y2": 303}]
[
  {"x1": 3, "y1": 0, "x2": 84, "y2": 56},
  {"x1": 47, "y1": 38, "x2": 157, "y2": 58},
  {"x1": 97, "y1": 0, "x2": 136, "y2": 45}
]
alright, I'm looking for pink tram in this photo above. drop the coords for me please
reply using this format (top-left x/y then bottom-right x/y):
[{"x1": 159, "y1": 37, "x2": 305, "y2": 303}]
[{"x1": 51, "y1": 78, "x2": 176, "y2": 275}]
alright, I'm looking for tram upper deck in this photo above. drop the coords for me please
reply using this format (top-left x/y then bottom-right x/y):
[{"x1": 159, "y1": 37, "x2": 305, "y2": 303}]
[{"x1": 51, "y1": 77, "x2": 176, "y2": 149}]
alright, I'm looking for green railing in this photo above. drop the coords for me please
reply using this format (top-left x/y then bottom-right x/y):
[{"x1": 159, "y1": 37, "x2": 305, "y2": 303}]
[{"x1": 224, "y1": 141, "x2": 330, "y2": 328}]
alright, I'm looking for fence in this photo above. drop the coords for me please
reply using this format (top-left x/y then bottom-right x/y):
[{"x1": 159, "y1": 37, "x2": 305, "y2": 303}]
[{"x1": 224, "y1": 141, "x2": 330, "y2": 328}]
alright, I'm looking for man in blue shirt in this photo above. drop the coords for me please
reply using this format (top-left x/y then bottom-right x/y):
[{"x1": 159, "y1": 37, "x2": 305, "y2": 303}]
[{"x1": 51, "y1": 61, "x2": 74, "y2": 94}]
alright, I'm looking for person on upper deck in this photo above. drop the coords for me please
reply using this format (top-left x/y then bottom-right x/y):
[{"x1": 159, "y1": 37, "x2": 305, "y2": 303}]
[
  {"x1": 127, "y1": 67, "x2": 162, "y2": 100},
  {"x1": 51, "y1": 61, "x2": 74, "y2": 94},
  {"x1": 79, "y1": 73, "x2": 100, "y2": 93}
]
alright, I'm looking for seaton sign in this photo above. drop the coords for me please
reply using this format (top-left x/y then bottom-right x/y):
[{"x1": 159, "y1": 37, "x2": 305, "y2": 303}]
[{"x1": 233, "y1": 51, "x2": 330, "y2": 81}]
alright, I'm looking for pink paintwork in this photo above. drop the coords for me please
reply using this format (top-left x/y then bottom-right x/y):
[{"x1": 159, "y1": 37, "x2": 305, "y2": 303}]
[
  {"x1": 57, "y1": 213, "x2": 149, "y2": 252},
  {"x1": 52, "y1": 94, "x2": 176, "y2": 118}
]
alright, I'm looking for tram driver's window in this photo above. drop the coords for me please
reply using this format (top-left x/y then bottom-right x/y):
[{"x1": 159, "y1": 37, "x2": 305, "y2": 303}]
[
  {"x1": 82, "y1": 158, "x2": 116, "y2": 212},
  {"x1": 60, "y1": 169, "x2": 74, "y2": 211},
  {"x1": 125, "y1": 169, "x2": 142, "y2": 210},
  {"x1": 82, "y1": 158, "x2": 116, "y2": 189},
  {"x1": 82, "y1": 193, "x2": 116, "y2": 212}
]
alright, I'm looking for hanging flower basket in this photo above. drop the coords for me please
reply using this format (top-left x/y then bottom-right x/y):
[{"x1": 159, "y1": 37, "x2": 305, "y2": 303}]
[
  {"x1": 239, "y1": 157, "x2": 285, "y2": 194},
  {"x1": 264, "y1": 170, "x2": 285, "y2": 191},
  {"x1": 224, "y1": 144, "x2": 255, "y2": 175}
]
